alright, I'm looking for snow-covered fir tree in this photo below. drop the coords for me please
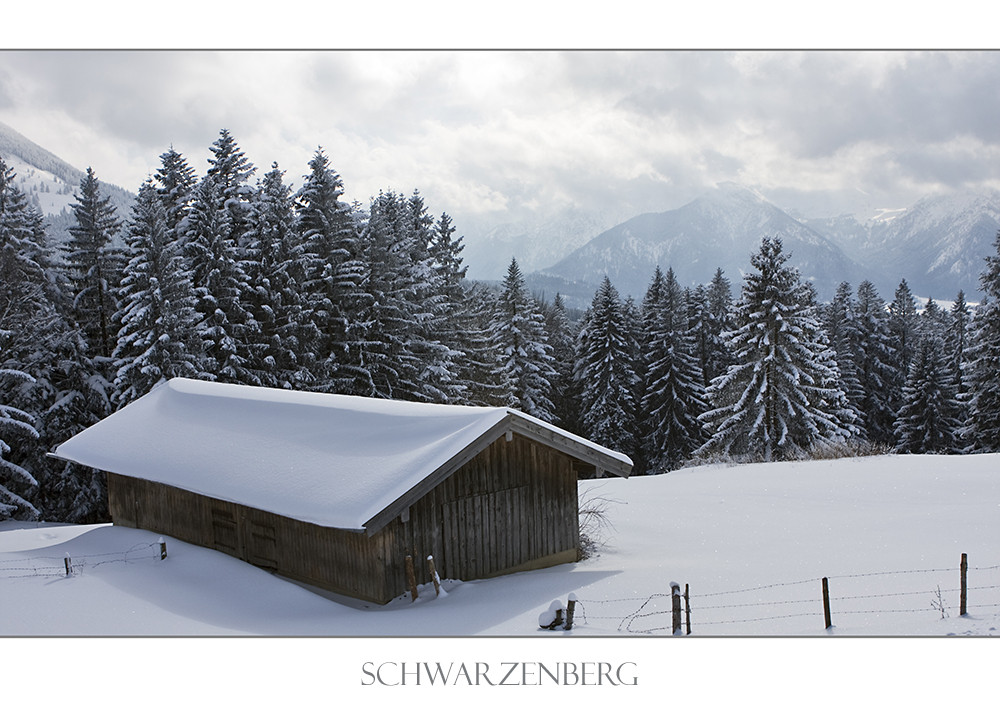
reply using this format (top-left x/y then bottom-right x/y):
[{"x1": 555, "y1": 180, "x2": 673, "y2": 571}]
[
  {"x1": 700, "y1": 267, "x2": 735, "y2": 387},
  {"x1": 0, "y1": 157, "x2": 54, "y2": 350},
  {"x1": 822, "y1": 281, "x2": 867, "y2": 437},
  {"x1": 697, "y1": 238, "x2": 855, "y2": 462},
  {"x1": 184, "y1": 174, "x2": 263, "y2": 385},
  {"x1": 398, "y1": 191, "x2": 458, "y2": 403},
  {"x1": 205, "y1": 129, "x2": 255, "y2": 248},
  {"x1": 641, "y1": 267, "x2": 707, "y2": 473},
  {"x1": 154, "y1": 146, "x2": 197, "y2": 241},
  {"x1": 0, "y1": 352, "x2": 38, "y2": 520},
  {"x1": 852, "y1": 280, "x2": 901, "y2": 446},
  {"x1": 544, "y1": 293, "x2": 583, "y2": 433},
  {"x1": 575, "y1": 276, "x2": 639, "y2": 463},
  {"x1": 888, "y1": 279, "x2": 920, "y2": 391},
  {"x1": 0, "y1": 156, "x2": 109, "y2": 522},
  {"x1": 113, "y1": 181, "x2": 205, "y2": 405},
  {"x1": 965, "y1": 230, "x2": 1000, "y2": 452},
  {"x1": 947, "y1": 290, "x2": 971, "y2": 406},
  {"x1": 294, "y1": 148, "x2": 366, "y2": 394},
  {"x1": 353, "y1": 189, "x2": 435, "y2": 401},
  {"x1": 245, "y1": 162, "x2": 318, "y2": 389},
  {"x1": 894, "y1": 333, "x2": 964, "y2": 454},
  {"x1": 427, "y1": 212, "x2": 475, "y2": 405},
  {"x1": 65, "y1": 167, "x2": 123, "y2": 360},
  {"x1": 455, "y1": 282, "x2": 511, "y2": 408},
  {"x1": 493, "y1": 258, "x2": 557, "y2": 420},
  {"x1": 918, "y1": 298, "x2": 950, "y2": 345}
]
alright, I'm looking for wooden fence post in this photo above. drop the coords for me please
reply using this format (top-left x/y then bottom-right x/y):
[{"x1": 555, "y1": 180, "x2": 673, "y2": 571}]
[
  {"x1": 565, "y1": 593, "x2": 577, "y2": 630},
  {"x1": 64, "y1": 554, "x2": 71, "y2": 577},
  {"x1": 159, "y1": 537, "x2": 167, "y2": 560},
  {"x1": 427, "y1": 555, "x2": 441, "y2": 597},
  {"x1": 405, "y1": 554, "x2": 418, "y2": 601},
  {"x1": 684, "y1": 583, "x2": 691, "y2": 635},
  {"x1": 671, "y1": 582, "x2": 682, "y2": 635},
  {"x1": 960, "y1": 553, "x2": 968, "y2": 616},
  {"x1": 822, "y1": 577, "x2": 832, "y2": 629}
]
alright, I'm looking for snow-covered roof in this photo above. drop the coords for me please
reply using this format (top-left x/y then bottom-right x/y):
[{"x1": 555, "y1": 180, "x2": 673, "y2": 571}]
[{"x1": 53, "y1": 379, "x2": 631, "y2": 533}]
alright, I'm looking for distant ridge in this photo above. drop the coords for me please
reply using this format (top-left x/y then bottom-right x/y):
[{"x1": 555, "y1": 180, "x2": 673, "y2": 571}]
[
  {"x1": 534, "y1": 182, "x2": 864, "y2": 308},
  {"x1": 0, "y1": 119, "x2": 87, "y2": 187},
  {"x1": 0, "y1": 119, "x2": 135, "y2": 239}
]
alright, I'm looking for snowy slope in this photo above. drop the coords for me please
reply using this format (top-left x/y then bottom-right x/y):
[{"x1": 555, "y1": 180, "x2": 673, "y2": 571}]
[
  {"x1": 5, "y1": 453, "x2": 995, "y2": 708},
  {"x1": 3, "y1": 453, "x2": 996, "y2": 637},
  {"x1": 0, "y1": 119, "x2": 135, "y2": 241}
]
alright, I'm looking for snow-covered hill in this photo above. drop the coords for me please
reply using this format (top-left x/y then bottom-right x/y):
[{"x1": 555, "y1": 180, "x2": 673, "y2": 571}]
[
  {"x1": 3, "y1": 453, "x2": 996, "y2": 637},
  {"x1": 5, "y1": 453, "x2": 994, "y2": 706},
  {"x1": 0, "y1": 119, "x2": 135, "y2": 241}
]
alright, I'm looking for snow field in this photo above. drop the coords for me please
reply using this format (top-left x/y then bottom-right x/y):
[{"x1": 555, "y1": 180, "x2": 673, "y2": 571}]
[{"x1": 2, "y1": 454, "x2": 997, "y2": 706}]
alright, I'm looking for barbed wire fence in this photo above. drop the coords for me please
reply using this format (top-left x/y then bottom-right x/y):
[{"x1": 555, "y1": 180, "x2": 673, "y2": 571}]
[
  {"x1": 562, "y1": 554, "x2": 1000, "y2": 634},
  {"x1": 0, "y1": 538, "x2": 168, "y2": 580}
]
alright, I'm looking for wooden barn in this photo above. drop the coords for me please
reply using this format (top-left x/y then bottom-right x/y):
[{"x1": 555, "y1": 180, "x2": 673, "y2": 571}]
[{"x1": 53, "y1": 378, "x2": 631, "y2": 604}]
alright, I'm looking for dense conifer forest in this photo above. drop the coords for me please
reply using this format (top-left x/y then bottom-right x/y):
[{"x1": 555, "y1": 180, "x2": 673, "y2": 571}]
[{"x1": 3, "y1": 129, "x2": 1000, "y2": 522}]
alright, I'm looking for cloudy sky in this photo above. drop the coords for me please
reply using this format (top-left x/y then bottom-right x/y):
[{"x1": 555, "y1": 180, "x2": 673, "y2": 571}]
[{"x1": 2, "y1": 49, "x2": 1000, "y2": 237}]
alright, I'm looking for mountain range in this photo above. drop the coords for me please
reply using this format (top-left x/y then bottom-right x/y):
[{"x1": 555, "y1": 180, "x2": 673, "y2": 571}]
[
  {"x1": 524, "y1": 183, "x2": 1000, "y2": 309},
  {"x1": 3, "y1": 119, "x2": 998, "y2": 311}
]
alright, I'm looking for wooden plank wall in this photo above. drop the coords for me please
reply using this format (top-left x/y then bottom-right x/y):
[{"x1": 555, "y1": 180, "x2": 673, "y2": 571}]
[
  {"x1": 106, "y1": 431, "x2": 581, "y2": 605},
  {"x1": 375, "y1": 433, "x2": 580, "y2": 597},
  {"x1": 107, "y1": 473, "x2": 393, "y2": 603}
]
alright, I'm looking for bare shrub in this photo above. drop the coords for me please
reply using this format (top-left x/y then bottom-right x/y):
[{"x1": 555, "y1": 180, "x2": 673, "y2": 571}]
[{"x1": 578, "y1": 486, "x2": 621, "y2": 560}]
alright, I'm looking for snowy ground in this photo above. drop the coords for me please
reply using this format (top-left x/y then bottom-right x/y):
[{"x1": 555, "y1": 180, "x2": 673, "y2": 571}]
[{"x1": 3, "y1": 454, "x2": 997, "y2": 704}]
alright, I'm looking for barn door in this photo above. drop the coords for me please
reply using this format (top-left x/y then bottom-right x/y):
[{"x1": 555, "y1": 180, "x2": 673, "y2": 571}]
[
  {"x1": 210, "y1": 507, "x2": 239, "y2": 556},
  {"x1": 245, "y1": 520, "x2": 278, "y2": 571}
]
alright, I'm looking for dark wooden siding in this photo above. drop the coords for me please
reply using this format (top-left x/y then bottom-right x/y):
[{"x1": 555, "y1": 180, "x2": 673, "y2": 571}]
[
  {"x1": 106, "y1": 431, "x2": 580, "y2": 605},
  {"x1": 374, "y1": 433, "x2": 579, "y2": 597},
  {"x1": 107, "y1": 472, "x2": 391, "y2": 603}
]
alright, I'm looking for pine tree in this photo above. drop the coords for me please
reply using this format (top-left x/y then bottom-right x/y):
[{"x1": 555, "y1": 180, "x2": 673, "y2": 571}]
[
  {"x1": 918, "y1": 297, "x2": 950, "y2": 345},
  {"x1": 400, "y1": 191, "x2": 456, "y2": 403},
  {"x1": 823, "y1": 281, "x2": 866, "y2": 437},
  {"x1": 852, "y1": 280, "x2": 900, "y2": 446},
  {"x1": 0, "y1": 351, "x2": 39, "y2": 520},
  {"x1": 65, "y1": 167, "x2": 123, "y2": 360},
  {"x1": 245, "y1": 162, "x2": 317, "y2": 389},
  {"x1": 640, "y1": 268, "x2": 707, "y2": 473},
  {"x1": 697, "y1": 238, "x2": 854, "y2": 461},
  {"x1": 966, "y1": 230, "x2": 1000, "y2": 452},
  {"x1": 294, "y1": 148, "x2": 365, "y2": 393},
  {"x1": 0, "y1": 157, "x2": 55, "y2": 349},
  {"x1": 185, "y1": 175, "x2": 263, "y2": 385},
  {"x1": 206, "y1": 128, "x2": 255, "y2": 248},
  {"x1": 353, "y1": 189, "x2": 425, "y2": 400},
  {"x1": 701, "y1": 267, "x2": 735, "y2": 387},
  {"x1": 894, "y1": 334, "x2": 963, "y2": 454},
  {"x1": 575, "y1": 277, "x2": 639, "y2": 461},
  {"x1": 947, "y1": 290, "x2": 971, "y2": 406},
  {"x1": 493, "y1": 258, "x2": 557, "y2": 420},
  {"x1": 456, "y1": 282, "x2": 510, "y2": 407},
  {"x1": 544, "y1": 293, "x2": 583, "y2": 432},
  {"x1": 1, "y1": 156, "x2": 109, "y2": 522},
  {"x1": 428, "y1": 212, "x2": 474, "y2": 405},
  {"x1": 24, "y1": 324, "x2": 111, "y2": 523},
  {"x1": 154, "y1": 146, "x2": 197, "y2": 241},
  {"x1": 113, "y1": 181, "x2": 204, "y2": 405},
  {"x1": 888, "y1": 279, "x2": 919, "y2": 389}
]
